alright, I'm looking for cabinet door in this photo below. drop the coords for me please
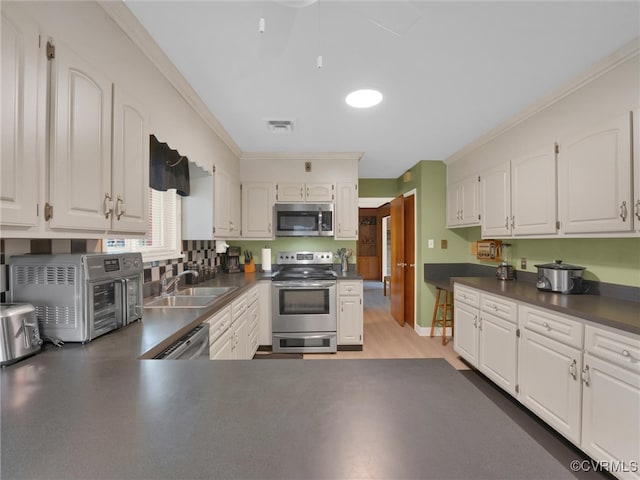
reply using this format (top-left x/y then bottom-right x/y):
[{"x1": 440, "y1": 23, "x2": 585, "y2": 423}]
[
  {"x1": 519, "y1": 328, "x2": 582, "y2": 444},
  {"x1": 335, "y1": 182, "x2": 358, "y2": 239},
  {"x1": 276, "y1": 183, "x2": 304, "y2": 202},
  {"x1": 111, "y1": 85, "x2": 148, "y2": 234},
  {"x1": 210, "y1": 328, "x2": 233, "y2": 360},
  {"x1": 511, "y1": 147, "x2": 557, "y2": 235},
  {"x1": 233, "y1": 314, "x2": 248, "y2": 359},
  {"x1": 182, "y1": 173, "x2": 214, "y2": 239},
  {"x1": 446, "y1": 182, "x2": 461, "y2": 226},
  {"x1": 453, "y1": 302, "x2": 479, "y2": 367},
  {"x1": 581, "y1": 353, "x2": 640, "y2": 480},
  {"x1": 241, "y1": 183, "x2": 275, "y2": 238},
  {"x1": 338, "y1": 296, "x2": 363, "y2": 345},
  {"x1": 49, "y1": 40, "x2": 112, "y2": 231},
  {"x1": 1, "y1": 6, "x2": 39, "y2": 228},
  {"x1": 481, "y1": 162, "x2": 511, "y2": 237},
  {"x1": 228, "y1": 175, "x2": 241, "y2": 238},
  {"x1": 460, "y1": 176, "x2": 480, "y2": 225},
  {"x1": 558, "y1": 112, "x2": 633, "y2": 234},
  {"x1": 478, "y1": 312, "x2": 518, "y2": 395},
  {"x1": 306, "y1": 183, "x2": 334, "y2": 202},
  {"x1": 213, "y1": 166, "x2": 230, "y2": 237}
]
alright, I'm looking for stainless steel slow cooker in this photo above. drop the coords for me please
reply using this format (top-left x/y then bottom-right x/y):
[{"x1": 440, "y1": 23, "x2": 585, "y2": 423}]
[{"x1": 535, "y1": 260, "x2": 587, "y2": 294}]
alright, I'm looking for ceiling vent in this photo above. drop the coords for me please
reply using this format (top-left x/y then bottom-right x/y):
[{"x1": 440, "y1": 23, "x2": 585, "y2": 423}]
[{"x1": 265, "y1": 119, "x2": 295, "y2": 134}]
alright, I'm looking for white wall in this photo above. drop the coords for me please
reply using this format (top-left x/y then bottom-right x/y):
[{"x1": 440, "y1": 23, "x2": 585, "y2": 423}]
[
  {"x1": 240, "y1": 156, "x2": 359, "y2": 184},
  {"x1": 447, "y1": 45, "x2": 640, "y2": 182}
]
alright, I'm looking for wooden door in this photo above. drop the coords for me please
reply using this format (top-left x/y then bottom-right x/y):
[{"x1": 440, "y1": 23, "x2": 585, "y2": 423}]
[
  {"x1": 390, "y1": 195, "x2": 404, "y2": 326},
  {"x1": 403, "y1": 195, "x2": 415, "y2": 327}
]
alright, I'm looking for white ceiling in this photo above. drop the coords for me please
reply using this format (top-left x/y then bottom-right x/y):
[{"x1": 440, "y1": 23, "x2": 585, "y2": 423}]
[{"x1": 125, "y1": 1, "x2": 640, "y2": 179}]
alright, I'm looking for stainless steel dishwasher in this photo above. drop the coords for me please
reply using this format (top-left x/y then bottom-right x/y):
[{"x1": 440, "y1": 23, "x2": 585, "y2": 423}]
[{"x1": 153, "y1": 323, "x2": 210, "y2": 359}]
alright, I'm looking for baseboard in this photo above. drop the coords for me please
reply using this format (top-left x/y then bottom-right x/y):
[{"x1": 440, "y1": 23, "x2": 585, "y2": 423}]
[
  {"x1": 415, "y1": 324, "x2": 453, "y2": 337},
  {"x1": 338, "y1": 345, "x2": 363, "y2": 351}
]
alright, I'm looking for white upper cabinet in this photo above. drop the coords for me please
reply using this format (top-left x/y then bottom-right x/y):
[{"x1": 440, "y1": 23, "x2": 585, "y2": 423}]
[
  {"x1": 183, "y1": 165, "x2": 241, "y2": 240},
  {"x1": 212, "y1": 165, "x2": 240, "y2": 239},
  {"x1": 480, "y1": 162, "x2": 511, "y2": 237},
  {"x1": 447, "y1": 176, "x2": 480, "y2": 227},
  {"x1": 49, "y1": 39, "x2": 113, "y2": 232},
  {"x1": 0, "y1": 6, "x2": 40, "y2": 229},
  {"x1": 110, "y1": 85, "x2": 148, "y2": 234},
  {"x1": 634, "y1": 109, "x2": 639, "y2": 233},
  {"x1": 276, "y1": 182, "x2": 334, "y2": 202},
  {"x1": 511, "y1": 147, "x2": 557, "y2": 235},
  {"x1": 558, "y1": 112, "x2": 633, "y2": 234},
  {"x1": 241, "y1": 182, "x2": 275, "y2": 239},
  {"x1": 479, "y1": 147, "x2": 558, "y2": 238},
  {"x1": 335, "y1": 182, "x2": 358, "y2": 239}
]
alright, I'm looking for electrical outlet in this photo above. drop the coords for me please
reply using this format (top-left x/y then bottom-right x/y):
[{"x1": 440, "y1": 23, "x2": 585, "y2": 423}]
[
  {"x1": 428, "y1": 239, "x2": 434, "y2": 249},
  {"x1": 521, "y1": 258, "x2": 527, "y2": 269}
]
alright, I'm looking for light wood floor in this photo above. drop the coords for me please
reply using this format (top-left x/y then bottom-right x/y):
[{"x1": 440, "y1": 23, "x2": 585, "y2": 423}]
[{"x1": 304, "y1": 281, "x2": 469, "y2": 370}]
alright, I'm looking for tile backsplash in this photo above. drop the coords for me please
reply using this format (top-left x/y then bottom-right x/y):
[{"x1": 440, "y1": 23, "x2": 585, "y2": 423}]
[{"x1": 0, "y1": 238, "x2": 221, "y2": 302}]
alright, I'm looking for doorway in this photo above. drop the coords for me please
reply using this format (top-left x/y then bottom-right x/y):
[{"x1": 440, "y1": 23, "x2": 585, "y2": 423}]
[{"x1": 390, "y1": 192, "x2": 416, "y2": 328}]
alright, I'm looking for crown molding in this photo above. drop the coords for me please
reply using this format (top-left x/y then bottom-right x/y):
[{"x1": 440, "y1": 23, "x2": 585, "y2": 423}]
[
  {"x1": 240, "y1": 151, "x2": 364, "y2": 162},
  {"x1": 445, "y1": 36, "x2": 640, "y2": 165},
  {"x1": 98, "y1": 1, "x2": 242, "y2": 158}
]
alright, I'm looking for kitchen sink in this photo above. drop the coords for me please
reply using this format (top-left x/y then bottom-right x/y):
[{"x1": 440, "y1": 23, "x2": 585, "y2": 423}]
[
  {"x1": 175, "y1": 286, "x2": 238, "y2": 297},
  {"x1": 144, "y1": 296, "x2": 217, "y2": 309}
]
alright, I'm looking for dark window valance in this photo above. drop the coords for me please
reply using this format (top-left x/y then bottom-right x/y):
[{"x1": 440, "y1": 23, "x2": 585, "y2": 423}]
[{"x1": 149, "y1": 135, "x2": 190, "y2": 196}]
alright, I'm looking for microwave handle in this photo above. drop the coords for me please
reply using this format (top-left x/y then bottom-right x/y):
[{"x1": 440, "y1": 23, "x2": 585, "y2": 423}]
[{"x1": 317, "y1": 209, "x2": 323, "y2": 236}]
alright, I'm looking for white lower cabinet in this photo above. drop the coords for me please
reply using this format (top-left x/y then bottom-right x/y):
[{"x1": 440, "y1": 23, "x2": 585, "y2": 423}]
[
  {"x1": 479, "y1": 311, "x2": 518, "y2": 395},
  {"x1": 454, "y1": 282, "x2": 639, "y2": 479},
  {"x1": 337, "y1": 280, "x2": 363, "y2": 345},
  {"x1": 258, "y1": 281, "x2": 272, "y2": 346},
  {"x1": 208, "y1": 305, "x2": 232, "y2": 360},
  {"x1": 581, "y1": 326, "x2": 640, "y2": 480},
  {"x1": 453, "y1": 301, "x2": 480, "y2": 366},
  {"x1": 519, "y1": 327, "x2": 583, "y2": 444},
  {"x1": 453, "y1": 284, "x2": 481, "y2": 367},
  {"x1": 246, "y1": 285, "x2": 260, "y2": 358},
  {"x1": 454, "y1": 286, "x2": 518, "y2": 394}
]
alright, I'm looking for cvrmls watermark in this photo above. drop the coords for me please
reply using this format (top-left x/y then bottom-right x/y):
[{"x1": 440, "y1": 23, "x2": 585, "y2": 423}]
[{"x1": 570, "y1": 459, "x2": 639, "y2": 473}]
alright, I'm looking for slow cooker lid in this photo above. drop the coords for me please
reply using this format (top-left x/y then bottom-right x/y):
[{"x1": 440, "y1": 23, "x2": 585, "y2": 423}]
[{"x1": 534, "y1": 259, "x2": 585, "y2": 270}]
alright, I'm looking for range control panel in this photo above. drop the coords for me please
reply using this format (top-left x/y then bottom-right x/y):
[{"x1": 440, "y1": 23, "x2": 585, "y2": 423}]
[{"x1": 276, "y1": 251, "x2": 333, "y2": 265}]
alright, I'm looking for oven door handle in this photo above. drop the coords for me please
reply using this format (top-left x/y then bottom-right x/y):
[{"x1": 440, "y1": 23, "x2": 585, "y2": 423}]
[
  {"x1": 115, "y1": 278, "x2": 129, "y2": 326},
  {"x1": 273, "y1": 334, "x2": 333, "y2": 340},
  {"x1": 272, "y1": 281, "x2": 336, "y2": 288}
]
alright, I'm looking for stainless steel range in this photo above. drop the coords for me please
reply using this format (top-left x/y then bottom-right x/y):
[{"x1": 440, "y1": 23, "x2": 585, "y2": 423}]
[{"x1": 271, "y1": 251, "x2": 337, "y2": 353}]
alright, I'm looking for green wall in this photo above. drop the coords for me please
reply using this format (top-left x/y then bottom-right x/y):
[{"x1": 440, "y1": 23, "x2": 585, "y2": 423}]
[
  {"x1": 358, "y1": 178, "x2": 399, "y2": 198},
  {"x1": 371, "y1": 161, "x2": 640, "y2": 329},
  {"x1": 396, "y1": 161, "x2": 475, "y2": 328},
  {"x1": 228, "y1": 238, "x2": 357, "y2": 266}
]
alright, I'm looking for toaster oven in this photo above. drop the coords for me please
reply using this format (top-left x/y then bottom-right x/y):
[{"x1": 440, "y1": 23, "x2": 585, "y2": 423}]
[{"x1": 9, "y1": 253, "x2": 143, "y2": 343}]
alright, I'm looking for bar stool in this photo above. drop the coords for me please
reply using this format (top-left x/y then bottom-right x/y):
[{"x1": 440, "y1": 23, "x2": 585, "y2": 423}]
[{"x1": 430, "y1": 287, "x2": 454, "y2": 345}]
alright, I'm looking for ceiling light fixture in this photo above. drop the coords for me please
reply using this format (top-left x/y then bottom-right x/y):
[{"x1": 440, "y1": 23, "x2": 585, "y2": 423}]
[{"x1": 345, "y1": 89, "x2": 383, "y2": 108}]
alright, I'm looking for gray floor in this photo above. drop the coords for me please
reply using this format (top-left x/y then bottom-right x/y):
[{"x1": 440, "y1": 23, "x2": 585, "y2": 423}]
[{"x1": 460, "y1": 367, "x2": 614, "y2": 480}]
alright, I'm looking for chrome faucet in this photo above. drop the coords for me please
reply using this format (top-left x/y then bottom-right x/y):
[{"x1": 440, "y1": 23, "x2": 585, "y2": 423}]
[{"x1": 160, "y1": 270, "x2": 199, "y2": 297}]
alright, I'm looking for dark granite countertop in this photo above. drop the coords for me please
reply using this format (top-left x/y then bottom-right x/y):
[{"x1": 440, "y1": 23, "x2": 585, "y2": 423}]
[
  {"x1": 452, "y1": 277, "x2": 640, "y2": 335},
  {"x1": 1, "y1": 357, "x2": 577, "y2": 480}
]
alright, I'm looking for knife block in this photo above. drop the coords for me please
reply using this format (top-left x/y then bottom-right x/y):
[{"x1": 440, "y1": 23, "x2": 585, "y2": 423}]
[{"x1": 244, "y1": 259, "x2": 256, "y2": 273}]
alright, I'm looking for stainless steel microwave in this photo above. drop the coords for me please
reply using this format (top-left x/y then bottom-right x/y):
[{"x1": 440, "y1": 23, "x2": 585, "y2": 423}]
[{"x1": 274, "y1": 203, "x2": 334, "y2": 237}]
